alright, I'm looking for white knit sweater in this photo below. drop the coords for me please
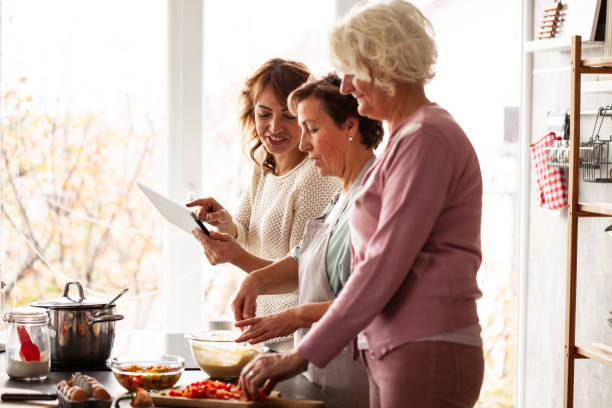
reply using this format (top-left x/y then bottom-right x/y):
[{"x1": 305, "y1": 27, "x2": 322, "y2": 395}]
[{"x1": 234, "y1": 157, "x2": 341, "y2": 350}]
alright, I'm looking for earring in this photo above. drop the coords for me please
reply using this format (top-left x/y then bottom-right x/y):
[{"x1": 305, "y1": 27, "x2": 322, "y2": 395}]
[
  {"x1": 348, "y1": 136, "x2": 354, "y2": 141},
  {"x1": 347, "y1": 130, "x2": 353, "y2": 142}
]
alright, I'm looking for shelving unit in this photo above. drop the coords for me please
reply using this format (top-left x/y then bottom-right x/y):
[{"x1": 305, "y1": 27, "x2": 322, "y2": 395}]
[
  {"x1": 563, "y1": 35, "x2": 612, "y2": 408},
  {"x1": 577, "y1": 202, "x2": 612, "y2": 217},
  {"x1": 576, "y1": 344, "x2": 612, "y2": 366},
  {"x1": 524, "y1": 38, "x2": 602, "y2": 53}
]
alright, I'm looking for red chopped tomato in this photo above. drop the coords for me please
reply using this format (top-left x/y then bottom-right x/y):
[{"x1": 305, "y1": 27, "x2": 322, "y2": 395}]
[
  {"x1": 217, "y1": 390, "x2": 233, "y2": 400},
  {"x1": 169, "y1": 380, "x2": 246, "y2": 401}
]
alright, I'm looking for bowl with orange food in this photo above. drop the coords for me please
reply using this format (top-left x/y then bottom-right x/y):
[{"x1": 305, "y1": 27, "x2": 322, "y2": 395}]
[{"x1": 108, "y1": 354, "x2": 185, "y2": 392}]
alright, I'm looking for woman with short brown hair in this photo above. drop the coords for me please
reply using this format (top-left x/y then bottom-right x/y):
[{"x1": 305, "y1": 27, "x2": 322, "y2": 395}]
[{"x1": 233, "y1": 73, "x2": 382, "y2": 407}]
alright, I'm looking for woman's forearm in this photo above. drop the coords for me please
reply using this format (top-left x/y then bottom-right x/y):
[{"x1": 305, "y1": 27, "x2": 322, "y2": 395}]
[
  {"x1": 232, "y1": 248, "x2": 273, "y2": 273},
  {"x1": 294, "y1": 300, "x2": 334, "y2": 328},
  {"x1": 252, "y1": 257, "x2": 300, "y2": 294}
]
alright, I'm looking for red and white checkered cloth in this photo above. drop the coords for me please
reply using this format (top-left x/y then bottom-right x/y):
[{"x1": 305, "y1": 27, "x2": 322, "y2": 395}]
[{"x1": 530, "y1": 132, "x2": 568, "y2": 210}]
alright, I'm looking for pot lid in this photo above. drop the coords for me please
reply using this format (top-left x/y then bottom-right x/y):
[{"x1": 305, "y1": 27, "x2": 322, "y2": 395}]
[{"x1": 30, "y1": 281, "x2": 111, "y2": 309}]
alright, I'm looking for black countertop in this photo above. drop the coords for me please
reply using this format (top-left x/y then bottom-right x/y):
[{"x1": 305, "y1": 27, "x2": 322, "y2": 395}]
[{"x1": 0, "y1": 331, "x2": 336, "y2": 407}]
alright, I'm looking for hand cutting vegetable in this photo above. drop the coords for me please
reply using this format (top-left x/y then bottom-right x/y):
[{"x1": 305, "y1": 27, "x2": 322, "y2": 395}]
[{"x1": 238, "y1": 350, "x2": 308, "y2": 401}]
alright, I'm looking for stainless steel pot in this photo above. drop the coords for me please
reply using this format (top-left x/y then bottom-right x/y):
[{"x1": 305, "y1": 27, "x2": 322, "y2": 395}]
[{"x1": 30, "y1": 281, "x2": 125, "y2": 366}]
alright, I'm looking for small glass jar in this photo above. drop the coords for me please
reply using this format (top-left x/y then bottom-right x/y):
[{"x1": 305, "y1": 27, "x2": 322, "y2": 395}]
[{"x1": 4, "y1": 306, "x2": 51, "y2": 381}]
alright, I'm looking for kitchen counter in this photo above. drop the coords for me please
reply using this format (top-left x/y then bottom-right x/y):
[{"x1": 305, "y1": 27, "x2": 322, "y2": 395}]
[{"x1": 0, "y1": 332, "x2": 337, "y2": 407}]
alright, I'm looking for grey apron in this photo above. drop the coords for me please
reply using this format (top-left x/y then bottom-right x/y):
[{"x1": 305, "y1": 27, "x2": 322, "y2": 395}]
[{"x1": 295, "y1": 168, "x2": 371, "y2": 408}]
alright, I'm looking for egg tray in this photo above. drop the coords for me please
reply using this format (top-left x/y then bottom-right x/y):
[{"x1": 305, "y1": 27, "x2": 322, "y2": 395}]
[{"x1": 55, "y1": 386, "x2": 112, "y2": 408}]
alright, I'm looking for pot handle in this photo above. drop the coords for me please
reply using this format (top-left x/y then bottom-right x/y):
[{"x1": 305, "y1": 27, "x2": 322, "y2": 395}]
[
  {"x1": 63, "y1": 281, "x2": 85, "y2": 303},
  {"x1": 87, "y1": 314, "x2": 124, "y2": 325},
  {"x1": 46, "y1": 310, "x2": 56, "y2": 333}
]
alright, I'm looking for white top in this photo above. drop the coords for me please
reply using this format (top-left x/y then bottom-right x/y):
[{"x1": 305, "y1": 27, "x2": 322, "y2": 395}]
[
  {"x1": 415, "y1": 323, "x2": 482, "y2": 347},
  {"x1": 358, "y1": 324, "x2": 482, "y2": 350},
  {"x1": 234, "y1": 155, "x2": 341, "y2": 350},
  {"x1": 324, "y1": 191, "x2": 349, "y2": 226}
]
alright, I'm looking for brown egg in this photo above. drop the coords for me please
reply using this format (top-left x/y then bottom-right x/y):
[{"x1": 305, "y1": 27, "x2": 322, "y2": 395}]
[
  {"x1": 68, "y1": 386, "x2": 89, "y2": 402},
  {"x1": 91, "y1": 386, "x2": 111, "y2": 401}
]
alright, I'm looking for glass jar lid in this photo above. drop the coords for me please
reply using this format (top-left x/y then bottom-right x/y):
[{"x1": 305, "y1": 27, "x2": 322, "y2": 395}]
[{"x1": 4, "y1": 306, "x2": 49, "y2": 324}]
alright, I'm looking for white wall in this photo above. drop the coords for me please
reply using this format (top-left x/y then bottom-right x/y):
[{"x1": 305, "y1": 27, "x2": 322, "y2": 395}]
[
  {"x1": 525, "y1": 1, "x2": 612, "y2": 406},
  {"x1": 335, "y1": 0, "x2": 360, "y2": 18}
]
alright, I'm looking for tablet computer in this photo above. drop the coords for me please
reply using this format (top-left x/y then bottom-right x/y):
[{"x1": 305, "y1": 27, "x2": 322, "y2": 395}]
[{"x1": 137, "y1": 181, "x2": 210, "y2": 236}]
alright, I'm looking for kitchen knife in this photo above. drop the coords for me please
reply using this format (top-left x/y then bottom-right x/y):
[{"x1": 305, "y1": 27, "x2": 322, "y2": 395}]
[{"x1": 1, "y1": 392, "x2": 57, "y2": 401}]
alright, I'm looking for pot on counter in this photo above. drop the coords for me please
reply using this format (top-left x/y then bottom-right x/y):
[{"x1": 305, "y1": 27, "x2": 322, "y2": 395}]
[{"x1": 30, "y1": 281, "x2": 125, "y2": 366}]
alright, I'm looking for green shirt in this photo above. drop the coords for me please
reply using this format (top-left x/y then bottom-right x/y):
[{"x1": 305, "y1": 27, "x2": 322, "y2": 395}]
[{"x1": 289, "y1": 176, "x2": 366, "y2": 297}]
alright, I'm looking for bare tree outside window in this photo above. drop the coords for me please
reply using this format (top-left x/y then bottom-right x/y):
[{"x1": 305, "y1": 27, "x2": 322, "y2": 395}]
[{"x1": 0, "y1": 0, "x2": 165, "y2": 329}]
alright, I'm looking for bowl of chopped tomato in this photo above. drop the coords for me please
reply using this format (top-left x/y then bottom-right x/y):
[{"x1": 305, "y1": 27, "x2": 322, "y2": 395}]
[
  {"x1": 168, "y1": 379, "x2": 247, "y2": 401},
  {"x1": 108, "y1": 354, "x2": 185, "y2": 392}
]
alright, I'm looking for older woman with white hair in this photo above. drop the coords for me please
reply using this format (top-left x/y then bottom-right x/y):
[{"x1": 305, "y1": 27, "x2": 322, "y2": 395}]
[{"x1": 238, "y1": 1, "x2": 485, "y2": 407}]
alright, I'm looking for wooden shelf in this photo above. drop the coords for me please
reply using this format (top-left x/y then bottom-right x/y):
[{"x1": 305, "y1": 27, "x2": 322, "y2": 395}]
[
  {"x1": 577, "y1": 203, "x2": 612, "y2": 217},
  {"x1": 576, "y1": 344, "x2": 612, "y2": 367},
  {"x1": 564, "y1": 36, "x2": 612, "y2": 408},
  {"x1": 582, "y1": 80, "x2": 612, "y2": 93},
  {"x1": 524, "y1": 38, "x2": 603, "y2": 53},
  {"x1": 582, "y1": 56, "x2": 612, "y2": 68}
]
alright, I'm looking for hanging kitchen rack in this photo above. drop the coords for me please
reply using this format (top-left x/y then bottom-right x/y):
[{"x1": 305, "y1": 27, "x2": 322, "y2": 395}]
[
  {"x1": 547, "y1": 105, "x2": 612, "y2": 182},
  {"x1": 580, "y1": 137, "x2": 611, "y2": 182},
  {"x1": 582, "y1": 105, "x2": 612, "y2": 182}
]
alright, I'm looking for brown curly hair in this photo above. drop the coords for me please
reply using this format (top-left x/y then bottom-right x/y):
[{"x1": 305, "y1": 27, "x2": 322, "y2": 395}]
[{"x1": 239, "y1": 59, "x2": 311, "y2": 173}]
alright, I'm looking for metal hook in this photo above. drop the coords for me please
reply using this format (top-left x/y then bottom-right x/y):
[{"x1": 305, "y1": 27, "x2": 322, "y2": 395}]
[
  {"x1": 591, "y1": 107, "x2": 601, "y2": 141},
  {"x1": 591, "y1": 105, "x2": 610, "y2": 142}
]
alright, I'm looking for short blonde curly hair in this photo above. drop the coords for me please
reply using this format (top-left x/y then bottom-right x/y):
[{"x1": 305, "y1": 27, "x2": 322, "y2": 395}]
[{"x1": 330, "y1": 0, "x2": 437, "y2": 95}]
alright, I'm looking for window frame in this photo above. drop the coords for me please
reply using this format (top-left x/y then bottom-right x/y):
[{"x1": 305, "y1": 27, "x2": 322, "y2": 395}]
[{"x1": 164, "y1": 0, "x2": 205, "y2": 332}]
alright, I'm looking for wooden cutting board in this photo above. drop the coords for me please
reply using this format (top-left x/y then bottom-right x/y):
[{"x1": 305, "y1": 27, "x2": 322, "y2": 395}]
[{"x1": 150, "y1": 390, "x2": 325, "y2": 407}]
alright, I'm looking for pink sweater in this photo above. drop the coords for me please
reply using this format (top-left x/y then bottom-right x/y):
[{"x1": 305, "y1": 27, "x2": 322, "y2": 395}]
[{"x1": 298, "y1": 103, "x2": 483, "y2": 365}]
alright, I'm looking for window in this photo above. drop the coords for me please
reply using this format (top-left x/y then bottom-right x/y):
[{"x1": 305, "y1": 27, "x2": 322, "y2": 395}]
[
  {"x1": 0, "y1": 0, "x2": 339, "y2": 330},
  {"x1": 419, "y1": 1, "x2": 521, "y2": 405},
  {"x1": 1, "y1": 0, "x2": 166, "y2": 329},
  {"x1": 2, "y1": 3, "x2": 521, "y2": 403},
  {"x1": 198, "y1": 0, "x2": 335, "y2": 321}
]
